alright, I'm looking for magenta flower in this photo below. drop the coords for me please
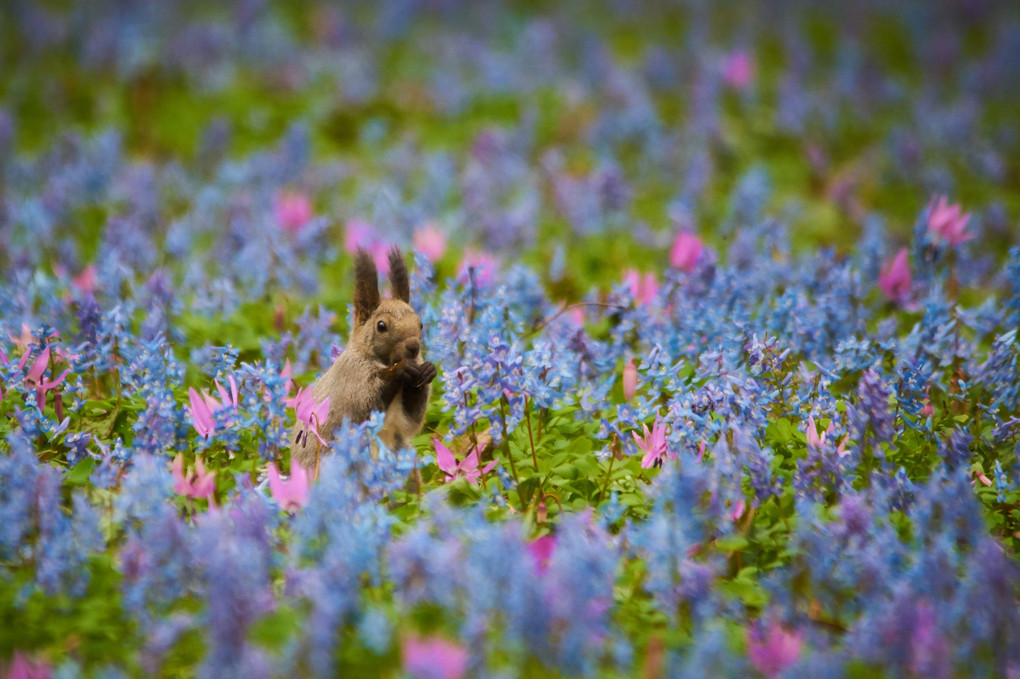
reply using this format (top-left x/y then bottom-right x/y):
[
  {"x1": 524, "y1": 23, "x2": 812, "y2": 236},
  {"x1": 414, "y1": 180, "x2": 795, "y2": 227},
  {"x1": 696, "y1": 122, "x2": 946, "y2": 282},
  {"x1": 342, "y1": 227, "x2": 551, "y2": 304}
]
[
  {"x1": 274, "y1": 190, "x2": 313, "y2": 234},
  {"x1": 434, "y1": 438, "x2": 497, "y2": 484},
  {"x1": 286, "y1": 387, "x2": 331, "y2": 446},
  {"x1": 623, "y1": 269, "x2": 658, "y2": 306},
  {"x1": 413, "y1": 222, "x2": 447, "y2": 262},
  {"x1": 746, "y1": 620, "x2": 803, "y2": 678},
  {"x1": 878, "y1": 248, "x2": 912, "y2": 306},
  {"x1": 267, "y1": 460, "x2": 309, "y2": 511},
  {"x1": 633, "y1": 417, "x2": 674, "y2": 469},
  {"x1": 723, "y1": 49, "x2": 754, "y2": 89},
  {"x1": 527, "y1": 534, "x2": 557, "y2": 573},
  {"x1": 622, "y1": 358, "x2": 638, "y2": 402},
  {"x1": 402, "y1": 635, "x2": 468, "y2": 679},
  {"x1": 927, "y1": 195, "x2": 971, "y2": 246},
  {"x1": 669, "y1": 231, "x2": 703, "y2": 272},
  {"x1": 171, "y1": 454, "x2": 216, "y2": 501}
]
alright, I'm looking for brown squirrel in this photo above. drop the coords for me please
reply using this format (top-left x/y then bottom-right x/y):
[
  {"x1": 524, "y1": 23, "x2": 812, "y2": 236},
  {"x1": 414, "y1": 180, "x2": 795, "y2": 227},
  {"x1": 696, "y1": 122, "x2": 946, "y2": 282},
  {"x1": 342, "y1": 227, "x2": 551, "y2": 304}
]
[{"x1": 291, "y1": 247, "x2": 437, "y2": 471}]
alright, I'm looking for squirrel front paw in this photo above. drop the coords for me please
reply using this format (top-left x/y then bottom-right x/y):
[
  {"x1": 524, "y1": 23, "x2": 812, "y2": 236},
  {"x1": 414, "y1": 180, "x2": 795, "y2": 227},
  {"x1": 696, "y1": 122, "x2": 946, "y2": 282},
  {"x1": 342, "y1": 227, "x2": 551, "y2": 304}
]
[
  {"x1": 406, "y1": 361, "x2": 437, "y2": 389},
  {"x1": 383, "y1": 360, "x2": 437, "y2": 389},
  {"x1": 410, "y1": 358, "x2": 434, "y2": 385}
]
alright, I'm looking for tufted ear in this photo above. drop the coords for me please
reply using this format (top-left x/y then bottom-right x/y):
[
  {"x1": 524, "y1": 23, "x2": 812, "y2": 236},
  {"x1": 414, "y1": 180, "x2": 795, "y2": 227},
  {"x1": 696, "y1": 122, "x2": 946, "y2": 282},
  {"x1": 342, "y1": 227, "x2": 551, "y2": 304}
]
[
  {"x1": 353, "y1": 249, "x2": 380, "y2": 326},
  {"x1": 387, "y1": 247, "x2": 410, "y2": 303}
]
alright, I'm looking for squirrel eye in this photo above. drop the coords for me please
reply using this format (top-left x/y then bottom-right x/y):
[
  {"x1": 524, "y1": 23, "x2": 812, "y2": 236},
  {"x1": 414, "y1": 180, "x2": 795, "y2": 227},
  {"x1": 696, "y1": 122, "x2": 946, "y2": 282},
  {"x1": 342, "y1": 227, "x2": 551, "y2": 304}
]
[{"x1": 376, "y1": 320, "x2": 388, "y2": 332}]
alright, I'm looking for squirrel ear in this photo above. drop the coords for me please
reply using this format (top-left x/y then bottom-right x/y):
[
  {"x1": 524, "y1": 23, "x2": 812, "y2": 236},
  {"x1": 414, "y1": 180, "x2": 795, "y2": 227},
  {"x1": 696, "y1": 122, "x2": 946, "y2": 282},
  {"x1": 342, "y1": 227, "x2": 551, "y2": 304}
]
[
  {"x1": 354, "y1": 249, "x2": 380, "y2": 326},
  {"x1": 388, "y1": 247, "x2": 410, "y2": 303}
]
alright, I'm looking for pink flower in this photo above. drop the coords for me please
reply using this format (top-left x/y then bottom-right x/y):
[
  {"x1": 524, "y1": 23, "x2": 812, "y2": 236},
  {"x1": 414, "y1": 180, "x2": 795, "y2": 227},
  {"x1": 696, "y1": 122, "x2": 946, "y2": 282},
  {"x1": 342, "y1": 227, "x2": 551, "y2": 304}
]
[
  {"x1": 457, "y1": 251, "x2": 498, "y2": 288},
  {"x1": 723, "y1": 49, "x2": 754, "y2": 89},
  {"x1": 402, "y1": 635, "x2": 468, "y2": 679},
  {"x1": 274, "y1": 191, "x2": 313, "y2": 234},
  {"x1": 188, "y1": 387, "x2": 218, "y2": 439},
  {"x1": 286, "y1": 388, "x2": 331, "y2": 446},
  {"x1": 267, "y1": 460, "x2": 309, "y2": 511},
  {"x1": 214, "y1": 377, "x2": 239, "y2": 410},
  {"x1": 171, "y1": 454, "x2": 216, "y2": 501},
  {"x1": 730, "y1": 497, "x2": 747, "y2": 521},
  {"x1": 9, "y1": 323, "x2": 34, "y2": 349},
  {"x1": 3, "y1": 652, "x2": 51, "y2": 679},
  {"x1": 569, "y1": 307, "x2": 585, "y2": 326},
  {"x1": 18, "y1": 346, "x2": 69, "y2": 410},
  {"x1": 927, "y1": 195, "x2": 971, "y2": 246},
  {"x1": 22, "y1": 346, "x2": 50, "y2": 384},
  {"x1": 623, "y1": 269, "x2": 658, "y2": 306},
  {"x1": 633, "y1": 417, "x2": 674, "y2": 469},
  {"x1": 878, "y1": 248, "x2": 912, "y2": 306},
  {"x1": 804, "y1": 415, "x2": 850, "y2": 458},
  {"x1": 746, "y1": 620, "x2": 803, "y2": 678},
  {"x1": 622, "y1": 359, "x2": 638, "y2": 402},
  {"x1": 72, "y1": 265, "x2": 97, "y2": 293},
  {"x1": 344, "y1": 219, "x2": 375, "y2": 254},
  {"x1": 434, "y1": 438, "x2": 497, "y2": 484},
  {"x1": 280, "y1": 359, "x2": 295, "y2": 395},
  {"x1": 527, "y1": 534, "x2": 556, "y2": 573},
  {"x1": 413, "y1": 222, "x2": 447, "y2": 262},
  {"x1": 669, "y1": 232, "x2": 703, "y2": 272}
]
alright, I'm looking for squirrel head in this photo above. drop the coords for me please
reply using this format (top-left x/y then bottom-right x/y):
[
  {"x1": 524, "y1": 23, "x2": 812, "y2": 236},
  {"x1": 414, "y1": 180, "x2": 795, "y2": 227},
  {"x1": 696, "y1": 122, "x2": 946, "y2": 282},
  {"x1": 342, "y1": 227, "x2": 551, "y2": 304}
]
[{"x1": 351, "y1": 247, "x2": 423, "y2": 366}]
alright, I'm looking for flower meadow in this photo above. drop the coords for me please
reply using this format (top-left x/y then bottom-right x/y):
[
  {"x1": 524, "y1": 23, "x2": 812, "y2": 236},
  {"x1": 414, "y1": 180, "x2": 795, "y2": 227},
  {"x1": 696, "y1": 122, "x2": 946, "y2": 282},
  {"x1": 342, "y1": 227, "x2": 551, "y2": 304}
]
[{"x1": 2, "y1": 0, "x2": 1020, "y2": 677}]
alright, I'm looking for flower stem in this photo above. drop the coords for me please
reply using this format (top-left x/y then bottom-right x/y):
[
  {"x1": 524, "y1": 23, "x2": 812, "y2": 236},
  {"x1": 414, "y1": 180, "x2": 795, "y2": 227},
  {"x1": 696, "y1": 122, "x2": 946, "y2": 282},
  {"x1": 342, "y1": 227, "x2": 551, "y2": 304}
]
[{"x1": 498, "y1": 393, "x2": 524, "y2": 511}]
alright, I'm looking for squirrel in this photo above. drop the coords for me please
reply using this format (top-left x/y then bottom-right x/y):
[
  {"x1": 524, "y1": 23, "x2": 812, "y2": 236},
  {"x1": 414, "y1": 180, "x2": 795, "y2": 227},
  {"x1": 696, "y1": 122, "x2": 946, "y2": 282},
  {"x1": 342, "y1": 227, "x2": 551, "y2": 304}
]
[{"x1": 291, "y1": 246, "x2": 437, "y2": 471}]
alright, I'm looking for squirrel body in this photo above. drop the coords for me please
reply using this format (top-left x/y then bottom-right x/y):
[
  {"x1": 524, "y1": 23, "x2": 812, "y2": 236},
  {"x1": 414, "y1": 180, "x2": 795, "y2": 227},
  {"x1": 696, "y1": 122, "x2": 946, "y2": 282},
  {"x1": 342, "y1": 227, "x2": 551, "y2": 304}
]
[{"x1": 291, "y1": 248, "x2": 436, "y2": 470}]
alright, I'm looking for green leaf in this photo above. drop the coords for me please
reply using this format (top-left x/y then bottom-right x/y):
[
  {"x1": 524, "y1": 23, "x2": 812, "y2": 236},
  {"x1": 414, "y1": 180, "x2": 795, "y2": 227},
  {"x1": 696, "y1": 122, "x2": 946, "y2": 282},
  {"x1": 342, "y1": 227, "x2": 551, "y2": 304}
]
[
  {"x1": 249, "y1": 606, "x2": 302, "y2": 650},
  {"x1": 66, "y1": 458, "x2": 96, "y2": 485},
  {"x1": 715, "y1": 534, "x2": 749, "y2": 552}
]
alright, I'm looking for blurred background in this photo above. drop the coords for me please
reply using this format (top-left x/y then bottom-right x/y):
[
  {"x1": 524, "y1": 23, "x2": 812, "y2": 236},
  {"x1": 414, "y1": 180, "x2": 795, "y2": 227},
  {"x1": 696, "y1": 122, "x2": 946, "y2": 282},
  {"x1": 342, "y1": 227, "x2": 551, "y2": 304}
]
[{"x1": 1, "y1": 0, "x2": 1018, "y2": 289}]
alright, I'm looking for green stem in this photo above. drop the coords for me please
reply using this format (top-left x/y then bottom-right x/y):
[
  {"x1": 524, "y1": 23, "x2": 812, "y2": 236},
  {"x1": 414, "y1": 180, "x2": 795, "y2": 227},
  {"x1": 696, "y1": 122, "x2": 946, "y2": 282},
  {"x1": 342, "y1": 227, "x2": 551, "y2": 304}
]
[{"x1": 498, "y1": 393, "x2": 524, "y2": 512}]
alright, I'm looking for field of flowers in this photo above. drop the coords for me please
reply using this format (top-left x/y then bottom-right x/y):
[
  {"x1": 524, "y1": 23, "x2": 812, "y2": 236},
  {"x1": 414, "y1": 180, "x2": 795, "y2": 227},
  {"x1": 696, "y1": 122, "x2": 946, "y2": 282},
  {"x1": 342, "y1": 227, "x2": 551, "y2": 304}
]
[{"x1": 2, "y1": 0, "x2": 1020, "y2": 677}]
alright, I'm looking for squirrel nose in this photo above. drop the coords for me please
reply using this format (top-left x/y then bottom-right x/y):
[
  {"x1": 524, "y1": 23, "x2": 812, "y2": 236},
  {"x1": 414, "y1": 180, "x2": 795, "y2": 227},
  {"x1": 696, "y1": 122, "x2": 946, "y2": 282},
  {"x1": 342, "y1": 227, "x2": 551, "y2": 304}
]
[{"x1": 404, "y1": 337, "x2": 420, "y2": 358}]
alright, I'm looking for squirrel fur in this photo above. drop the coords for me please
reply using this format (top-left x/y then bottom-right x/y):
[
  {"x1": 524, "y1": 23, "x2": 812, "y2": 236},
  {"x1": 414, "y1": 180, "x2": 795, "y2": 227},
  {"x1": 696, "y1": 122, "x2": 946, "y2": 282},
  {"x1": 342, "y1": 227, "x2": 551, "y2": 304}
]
[{"x1": 291, "y1": 247, "x2": 436, "y2": 470}]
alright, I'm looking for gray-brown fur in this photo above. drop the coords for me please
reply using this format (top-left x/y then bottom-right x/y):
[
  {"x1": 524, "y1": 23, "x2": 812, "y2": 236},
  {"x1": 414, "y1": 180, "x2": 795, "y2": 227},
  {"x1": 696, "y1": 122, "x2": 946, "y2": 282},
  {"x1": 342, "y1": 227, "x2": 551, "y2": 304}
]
[{"x1": 291, "y1": 248, "x2": 436, "y2": 470}]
